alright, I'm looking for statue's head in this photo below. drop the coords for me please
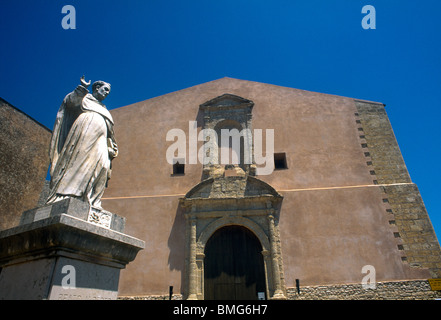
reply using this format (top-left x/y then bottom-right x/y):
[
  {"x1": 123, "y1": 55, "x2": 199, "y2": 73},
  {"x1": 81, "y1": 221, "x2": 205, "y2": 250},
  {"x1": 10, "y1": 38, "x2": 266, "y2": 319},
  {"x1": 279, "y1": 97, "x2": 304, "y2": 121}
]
[{"x1": 92, "y1": 81, "x2": 111, "y2": 101}]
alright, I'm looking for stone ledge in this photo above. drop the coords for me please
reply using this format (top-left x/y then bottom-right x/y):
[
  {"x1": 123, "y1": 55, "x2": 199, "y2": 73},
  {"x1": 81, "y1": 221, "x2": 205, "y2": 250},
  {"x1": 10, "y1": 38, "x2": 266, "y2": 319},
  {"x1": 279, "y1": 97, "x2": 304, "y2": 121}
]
[
  {"x1": 0, "y1": 213, "x2": 145, "y2": 269},
  {"x1": 20, "y1": 197, "x2": 126, "y2": 232}
]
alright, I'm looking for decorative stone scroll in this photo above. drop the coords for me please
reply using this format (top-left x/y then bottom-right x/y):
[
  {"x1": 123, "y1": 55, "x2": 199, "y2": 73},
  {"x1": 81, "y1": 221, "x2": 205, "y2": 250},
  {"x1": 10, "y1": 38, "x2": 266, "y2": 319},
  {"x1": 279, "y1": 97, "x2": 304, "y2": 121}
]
[{"x1": 88, "y1": 207, "x2": 112, "y2": 229}]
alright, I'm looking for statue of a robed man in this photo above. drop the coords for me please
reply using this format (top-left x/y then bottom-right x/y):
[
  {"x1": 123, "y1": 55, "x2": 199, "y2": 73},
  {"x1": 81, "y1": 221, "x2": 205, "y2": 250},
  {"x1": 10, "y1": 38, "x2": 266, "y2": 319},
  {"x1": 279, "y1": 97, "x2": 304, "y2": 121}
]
[{"x1": 46, "y1": 76, "x2": 118, "y2": 210}]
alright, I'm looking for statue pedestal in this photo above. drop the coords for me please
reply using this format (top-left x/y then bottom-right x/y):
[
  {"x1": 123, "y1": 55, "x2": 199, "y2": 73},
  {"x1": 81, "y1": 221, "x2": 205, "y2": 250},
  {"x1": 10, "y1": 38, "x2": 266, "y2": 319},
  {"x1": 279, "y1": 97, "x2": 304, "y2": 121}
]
[{"x1": 0, "y1": 198, "x2": 145, "y2": 300}]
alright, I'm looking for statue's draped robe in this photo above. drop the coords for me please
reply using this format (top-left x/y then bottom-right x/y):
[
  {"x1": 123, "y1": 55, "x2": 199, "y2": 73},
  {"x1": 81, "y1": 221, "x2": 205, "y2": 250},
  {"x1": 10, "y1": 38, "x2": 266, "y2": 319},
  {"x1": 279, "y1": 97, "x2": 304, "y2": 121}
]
[{"x1": 46, "y1": 85, "x2": 117, "y2": 209}]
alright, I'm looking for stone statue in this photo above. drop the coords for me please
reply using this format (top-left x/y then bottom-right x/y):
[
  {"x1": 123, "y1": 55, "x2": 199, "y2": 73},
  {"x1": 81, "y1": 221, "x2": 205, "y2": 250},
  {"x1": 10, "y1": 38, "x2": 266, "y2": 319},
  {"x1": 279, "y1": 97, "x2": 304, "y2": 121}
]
[{"x1": 46, "y1": 76, "x2": 118, "y2": 210}]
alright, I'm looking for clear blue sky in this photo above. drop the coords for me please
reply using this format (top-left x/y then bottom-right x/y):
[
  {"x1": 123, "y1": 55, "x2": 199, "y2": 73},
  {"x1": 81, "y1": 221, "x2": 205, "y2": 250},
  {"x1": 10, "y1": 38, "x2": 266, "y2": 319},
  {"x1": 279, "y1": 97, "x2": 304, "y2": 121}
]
[{"x1": 1, "y1": 1, "x2": 441, "y2": 240}]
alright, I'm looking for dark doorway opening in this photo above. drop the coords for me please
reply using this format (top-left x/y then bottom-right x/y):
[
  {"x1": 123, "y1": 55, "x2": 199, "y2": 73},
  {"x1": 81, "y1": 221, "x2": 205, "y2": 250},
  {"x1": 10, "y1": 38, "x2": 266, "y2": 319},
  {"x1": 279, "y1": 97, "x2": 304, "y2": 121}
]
[{"x1": 204, "y1": 226, "x2": 266, "y2": 300}]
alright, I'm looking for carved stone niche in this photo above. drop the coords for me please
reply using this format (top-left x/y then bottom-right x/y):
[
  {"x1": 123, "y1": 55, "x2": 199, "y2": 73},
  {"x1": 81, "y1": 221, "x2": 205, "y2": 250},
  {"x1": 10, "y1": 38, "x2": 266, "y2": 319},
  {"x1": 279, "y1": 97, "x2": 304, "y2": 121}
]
[
  {"x1": 179, "y1": 175, "x2": 286, "y2": 300},
  {"x1": 199, "y1": 94, "x2": 257, "y2": 179}
]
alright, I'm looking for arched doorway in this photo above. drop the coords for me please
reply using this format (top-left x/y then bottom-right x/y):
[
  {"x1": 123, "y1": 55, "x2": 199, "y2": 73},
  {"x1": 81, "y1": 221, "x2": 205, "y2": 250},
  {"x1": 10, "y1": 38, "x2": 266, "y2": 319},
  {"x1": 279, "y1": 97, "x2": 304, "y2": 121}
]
[
  {"x1": 204, "y1": 226, "x2": 266, "y2": 300},
  {"x1": 181, "y1": 175, "x2": 286, "y2": 300}
]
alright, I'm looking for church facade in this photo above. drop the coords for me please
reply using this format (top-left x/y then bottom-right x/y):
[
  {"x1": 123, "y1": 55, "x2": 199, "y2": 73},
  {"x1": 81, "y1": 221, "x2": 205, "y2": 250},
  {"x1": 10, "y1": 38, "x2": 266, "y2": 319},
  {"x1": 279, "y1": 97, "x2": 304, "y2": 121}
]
[{"x1": 102, "y1": 77, "x2": 441, "y2": 299}]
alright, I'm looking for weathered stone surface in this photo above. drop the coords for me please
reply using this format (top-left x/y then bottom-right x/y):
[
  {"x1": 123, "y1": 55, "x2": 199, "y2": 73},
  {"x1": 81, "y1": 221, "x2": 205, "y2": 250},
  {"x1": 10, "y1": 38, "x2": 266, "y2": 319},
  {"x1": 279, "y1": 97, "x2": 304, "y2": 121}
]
[
  {"x1": 0, "y1": 256, "x2": 121, "y2": 300},
  {"x1": 46, "y1": 77, "x2": 117, "y2": 210},
  {"x1": 383, "y1": 184, "x2": 441, "y2": 277},
  {"x1": 118, "y1": 280, "x2": 441, "y2": 300},
  {"x1": 354, "y1": 101, "x2": 411, "y2": 184},
  {"x1": 185, "y1": 176, "x2": 281, "y2": 200},
  {"x1": 356, "y1": 101, "x2": 441, "y2": 278},
  {"x1": 0, "y1": 199, "x2": 145, "y2": 300},
  {"x1": 0, "y1": 214, "x2": 143, "y2": 266},
  {"x1": 0, "y1": 98, "x2": 51, "y2": 231},
  {"x1": 20, "y1": 197, "x2": 126, "y2": 232},
  {"x1": 287, "y1": 280, "x2": 441, "y2": 300},
  {"x1": 180, "y1": 174, "x2": 285, "y2": 300}
]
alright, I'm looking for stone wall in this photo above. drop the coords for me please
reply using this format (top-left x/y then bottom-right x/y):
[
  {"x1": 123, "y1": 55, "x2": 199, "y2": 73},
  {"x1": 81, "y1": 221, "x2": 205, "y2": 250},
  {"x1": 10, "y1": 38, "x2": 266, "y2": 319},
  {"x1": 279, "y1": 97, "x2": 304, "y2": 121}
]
[
  {"x1": 383, "y1": 184, "x2": 441, "y2": 277},
  {"x1": 355, "y1": 100, "x2": 441, "y2": 278},
  {"x1": 118, "y1": 280, "x2": 441, "y2": 300},
  {"x1": 118, "y1": 294, "x2": 184, "y2": 300},
  {"x1": 0, "y1": 98, "x2": 51, "y2": 230},
  {"x1": 354, "y1": 101, "x2": 411, "y2": 184},
  {"x1": 287, "y1": 280, "x2": 441, "y2": 300}
]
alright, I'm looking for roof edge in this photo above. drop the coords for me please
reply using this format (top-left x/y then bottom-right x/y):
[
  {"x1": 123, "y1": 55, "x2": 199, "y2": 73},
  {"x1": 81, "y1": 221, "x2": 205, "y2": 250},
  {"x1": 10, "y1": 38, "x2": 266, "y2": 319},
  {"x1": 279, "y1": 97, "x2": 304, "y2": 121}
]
[
  {"x1": 0, "y1": 97, "x2": 52, "y2": 132},
  {"x1": 111, "y1": 77, "x2": 386, "y2": 110}
]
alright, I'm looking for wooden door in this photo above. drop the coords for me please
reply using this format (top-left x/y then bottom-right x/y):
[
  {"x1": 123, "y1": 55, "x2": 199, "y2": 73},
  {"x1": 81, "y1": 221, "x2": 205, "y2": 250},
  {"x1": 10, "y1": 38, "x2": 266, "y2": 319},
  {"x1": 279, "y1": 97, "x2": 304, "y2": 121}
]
[{"x1": 204, "y1": 226, "x2": 266, "y2": 300}]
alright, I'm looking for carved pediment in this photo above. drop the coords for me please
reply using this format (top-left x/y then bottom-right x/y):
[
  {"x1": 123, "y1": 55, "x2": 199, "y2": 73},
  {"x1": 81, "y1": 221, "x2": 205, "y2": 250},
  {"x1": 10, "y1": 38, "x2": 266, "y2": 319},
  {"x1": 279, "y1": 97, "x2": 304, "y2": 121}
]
[
  {"x1": 199, "y1": 94, "x2": 254, "y2": 111},
  {"x1": 183, "y1": 176, "x2": 282, "y2": 200}
]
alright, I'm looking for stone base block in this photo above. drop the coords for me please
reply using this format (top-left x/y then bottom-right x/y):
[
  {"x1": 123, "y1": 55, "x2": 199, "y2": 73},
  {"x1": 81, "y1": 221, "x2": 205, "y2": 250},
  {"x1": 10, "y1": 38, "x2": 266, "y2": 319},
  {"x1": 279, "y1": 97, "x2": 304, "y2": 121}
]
[
  {"x1": 0, "y1": 198, "x2": 145, "y2": 300},
  {"x1": 0, "y1": 255, "x2": 120, "y2": 300}
]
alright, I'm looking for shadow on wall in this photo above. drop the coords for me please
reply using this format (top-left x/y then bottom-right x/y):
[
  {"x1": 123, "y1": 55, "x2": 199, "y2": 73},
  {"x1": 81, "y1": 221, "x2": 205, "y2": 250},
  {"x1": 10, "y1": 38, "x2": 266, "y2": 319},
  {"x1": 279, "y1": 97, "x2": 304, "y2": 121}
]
[
  {"x1": 165, "y1": 104, "x2": 207, "y2": 295},
  {"x1": 167, "y1": 203, "x2": 187, "y2": 294}
]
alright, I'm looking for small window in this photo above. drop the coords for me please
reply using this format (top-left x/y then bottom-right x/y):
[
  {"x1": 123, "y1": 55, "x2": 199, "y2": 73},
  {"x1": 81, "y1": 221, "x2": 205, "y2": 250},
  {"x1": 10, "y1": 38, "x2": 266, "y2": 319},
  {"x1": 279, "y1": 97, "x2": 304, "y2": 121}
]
[
  {"x1": 274, "y1": 153, "x2": 287, "y2": 170},
  {"x1": 172, "y1": 160, "x2": 185, "y2": 175}
]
